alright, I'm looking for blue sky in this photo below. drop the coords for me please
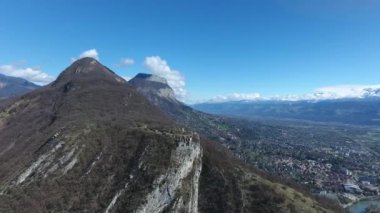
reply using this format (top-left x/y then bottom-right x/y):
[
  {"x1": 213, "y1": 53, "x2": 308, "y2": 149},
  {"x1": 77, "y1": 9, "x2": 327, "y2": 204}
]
[{"x1": 1, "y1": 0, "x2": 380, "y2": 102}]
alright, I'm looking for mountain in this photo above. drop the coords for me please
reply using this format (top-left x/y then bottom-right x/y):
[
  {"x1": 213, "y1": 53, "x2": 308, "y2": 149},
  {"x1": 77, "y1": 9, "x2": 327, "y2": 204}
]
[
  {"x1": 129, "y1": 73, "x2": 246, "y2": 142},
  {"x1": 129, "y1": 73, "x2": 177, "y2": 101},
  {"x1": 193, "y1": 98, "x2": 380, "y2": 126},
  {"x1": 0, "y1": 59, "x2": 333, "y2": 212},
  {"x1": 129, "y1": 73, "x2": 193, "y2": 118},
  {"x1": 0, "y1": 73, "x2": 40, "y2": 99}
]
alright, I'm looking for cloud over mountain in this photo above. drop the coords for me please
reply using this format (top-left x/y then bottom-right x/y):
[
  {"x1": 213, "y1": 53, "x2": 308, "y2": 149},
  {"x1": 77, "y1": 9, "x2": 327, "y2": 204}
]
[
  {"x1": 72, "y1": 49, "x2": 99, "y2": 61},
  {"x1": 144, "y1": 56, "x2": 187, "y2": 99}
]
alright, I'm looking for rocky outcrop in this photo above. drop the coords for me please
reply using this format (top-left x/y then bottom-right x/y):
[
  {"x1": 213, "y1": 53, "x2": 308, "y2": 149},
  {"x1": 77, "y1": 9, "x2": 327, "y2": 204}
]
[
  {"x1": 3, "y1": 129, "x2": 83, "y2": 188},
  {"x1": 136, "y1": 133, "x2": 202, "y2": 213},
  {"x1": 0, "y1": 125, "x2": 203, "y2": 213},
  {"x1": 129, "y1": 73, "x2": 177, "y2": 101}
]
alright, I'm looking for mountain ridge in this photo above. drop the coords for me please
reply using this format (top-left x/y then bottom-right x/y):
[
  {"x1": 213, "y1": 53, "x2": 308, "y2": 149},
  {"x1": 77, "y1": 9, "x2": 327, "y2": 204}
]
[{"x1": 0, "y1": 73, "x2": 40, "y2": 100}]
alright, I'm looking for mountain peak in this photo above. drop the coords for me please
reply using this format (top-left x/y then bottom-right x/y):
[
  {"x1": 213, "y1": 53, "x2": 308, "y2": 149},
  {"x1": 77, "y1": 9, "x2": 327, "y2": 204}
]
[
  {"x1": 133, "y1": 73, "x2": 168, "y2": 84},
  {"x1": 53, "y1": 58, "x2": 125, "y2": 86},
  {"x1": 73, "y1": 56, "x2": 98, "y2": 63},
  {"x1": 67, "y1": 57, "x2": 111, "y2": 74},
  {"x1": 129, "y1": 73, "x2": 176, "y2": 100}
]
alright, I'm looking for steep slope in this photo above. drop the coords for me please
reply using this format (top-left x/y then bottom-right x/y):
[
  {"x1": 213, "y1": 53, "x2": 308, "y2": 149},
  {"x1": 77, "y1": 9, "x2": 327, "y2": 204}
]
[
  {"x1": 0, "y1": 73, "x2": 40, "y2": 100},
  {"x1": 199, "y1": 138, "x2": 339, "y2": 213},
  {"x1": 0, "y1": 61, "x2": 333, "y2": 212}
]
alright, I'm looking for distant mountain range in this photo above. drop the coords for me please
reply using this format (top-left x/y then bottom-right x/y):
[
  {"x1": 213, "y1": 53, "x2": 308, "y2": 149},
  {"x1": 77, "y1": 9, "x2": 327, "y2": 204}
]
[
  {"x1": 194, "y1": 97, "x2": 380, "y2": 126},
  {"x1": 0, "y1": 73, "x2": 40, "y2": 99},
  {"x1": 202, "y1": 85, "x2": 380, "y2": 103}
]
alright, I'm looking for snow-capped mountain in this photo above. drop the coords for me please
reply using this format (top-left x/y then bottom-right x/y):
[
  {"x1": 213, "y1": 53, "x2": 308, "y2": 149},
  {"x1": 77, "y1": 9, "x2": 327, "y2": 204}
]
[{"x1": 199, "y1": 85, "x2": 380, "y2": 104}]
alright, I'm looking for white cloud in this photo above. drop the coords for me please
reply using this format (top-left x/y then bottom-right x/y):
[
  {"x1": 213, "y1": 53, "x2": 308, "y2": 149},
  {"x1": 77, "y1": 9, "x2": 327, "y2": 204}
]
[
  {"x1": 204, "y1": 93, "x2": 261, "y2": 103},
  {"x1": 198, "y1": 85, "x2": 380, "y2": 103},
  {"x1": 72, "y1": 49, "x2": 99, "y2": 61},
  {"x1": 0, "y1": 64, "x2": 54, "y2": 85},
  {"x1": 144, "y1": 56, "x2": 187, "y2": 99},
  {"x1": 117, "y1": 58, "x2": 135, "y2": 67},
  {"x1": 310, "y1": 85, "x2": 380, "y2": 100}
]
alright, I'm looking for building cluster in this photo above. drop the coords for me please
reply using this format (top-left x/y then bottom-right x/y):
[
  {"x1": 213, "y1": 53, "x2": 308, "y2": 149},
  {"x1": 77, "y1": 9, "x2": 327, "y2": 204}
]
[{"x1": 238, "y1": 134, "x2": 380, "y2": 203}]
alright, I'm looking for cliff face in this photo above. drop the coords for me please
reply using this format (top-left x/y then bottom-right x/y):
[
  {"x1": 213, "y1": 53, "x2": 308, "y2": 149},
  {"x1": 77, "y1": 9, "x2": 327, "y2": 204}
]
[
  {"x1": 135, "y1": 133, "x2": 202, "y2": 213},
  {"x1": 129, "y1": 73, "x2": 178, "y2": 102},
  {"x1": 0, "y1": 125, "x2": 203, "y2": 212}
]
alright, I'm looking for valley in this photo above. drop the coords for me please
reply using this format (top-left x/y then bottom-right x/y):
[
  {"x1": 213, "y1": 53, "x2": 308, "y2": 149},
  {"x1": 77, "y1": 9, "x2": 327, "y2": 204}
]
[{"x1": 191, "y1": 113, "x2": 380, "y2": 209}]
